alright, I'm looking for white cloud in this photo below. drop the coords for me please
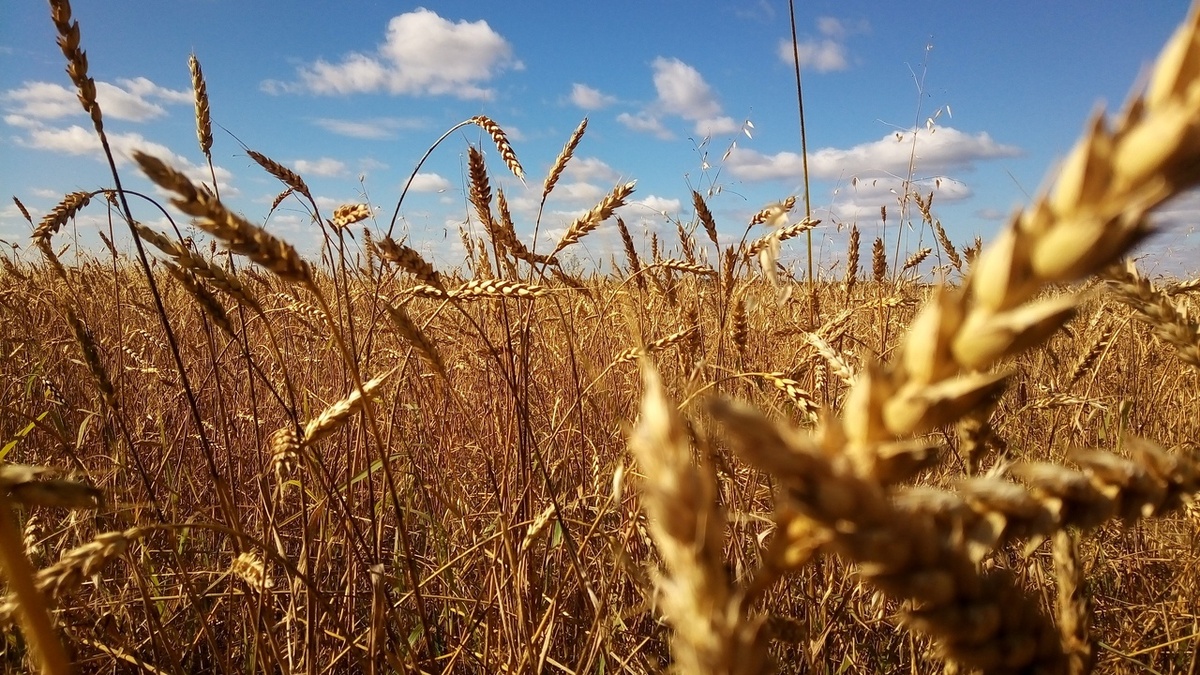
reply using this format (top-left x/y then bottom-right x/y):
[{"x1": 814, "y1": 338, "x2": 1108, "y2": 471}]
[
  {"x1": 652, "y1": 57, "x2": 721, "y2": 121},
  {"x1": 553, "y1": 181, "x2": 606, "y2": 204},
  {"x1": 694, "y1": 116, "x2": 740, "y2": 137},
  {"x1": 279, "y1": 8, "x2": 520, "y2": 99},
  {"x1": 569, "y1": 83, "x2": 616, "y2": 109},
  {"x1": 635, "y1": 195, "x2": 682, "y2": 216},
  {"x1": 778, "y1": 16, "x2": 869, "y2": 73},
  {"x1": 313, "y1": 116, "x2": 425, "y2": 139},
  {"x1": 780, "y1": 39, "x2": 849, "y2": 73},
  {"x1": 617, "y1": 111, "x2": 673, "y2": 139},
  {"x1": 620, "y1": 58, "x2": 740, "y2": 140},
  {"x1": 2, "y1": 78, "x2": 189, "y2": 122},
  {"x1": 292, "y1": 158, "x2": 347, "y2": 177},
  {"x1": 563, "y1": 157, "x2": 621, "y2": 183},
  {"x1": 15, "y1": 121, "x2": 230, "y2": 187},
  {"x1": 727, "y1": 127, "x2": 1021, "y2": 182},
  {"x1": 408, "y1": 172, "x2": 451, "y2": 192}
]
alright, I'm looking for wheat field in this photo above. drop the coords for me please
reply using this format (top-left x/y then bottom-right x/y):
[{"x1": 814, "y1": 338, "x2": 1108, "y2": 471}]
[{"x1": 2, "y1": 1, "x2": 1200, "y2": 673}]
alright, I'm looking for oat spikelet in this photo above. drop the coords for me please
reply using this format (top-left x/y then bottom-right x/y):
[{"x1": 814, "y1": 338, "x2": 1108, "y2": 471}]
[
  {"x1": 34, "y1": 191, "x2": 91, "y2": 241},
  {"x1": 135, "y1": 152, "x2": 311, "y2": 282},
  {"x1": 189, "y1": 53, "x2": 213, "y2": 156},
  {"x1": 544, "y1": 117, "x2": 587, "y2": 199},
  {"x1": 470, "y1": 115, "x2": 524, "y2": 181},
  {"x1": 551, "y1": 181, "x2": 636, "y2": 255},
  {"x1": 330, "y1": 203, "x2": 371, "y2": 229},
  {"x1": 246, "y1": 149, "x2": 312, "y2": 201},
  {"x1": 628, "y1": 367, "x2": 771, "y2": 674}
]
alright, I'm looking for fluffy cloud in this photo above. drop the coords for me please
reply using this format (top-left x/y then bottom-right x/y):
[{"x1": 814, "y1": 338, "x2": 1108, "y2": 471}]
[
  {"x1": 619, "y1": 58, "x2": 743, "y2": 140},
  {"x1": 727, "y1": 127, "x2": 1021, "y2": 182},
  {"x1": 634, "y1": 195, "x2": 682, "y2": 216},
  {"x1": 617, "y1": 111, "x2": 673, "y2": 139},
  {"x1": 563, "y1": 157, "x2": 621, "y2": 183},
  {"x1": 778, "y1": 16, "x2": 869, "y2": 73},
  {"x1": 408, "y1": 172, "x2": 451, "y2": 192},
  {"x1": 652, "y1": 58, "x2": 722, "y2": 120},
  {"x1": 313, "y1": 116, "x2": 425, "y2": 139},
  {"x1": 272, "y1": 9, "x2": 520, "y2": 99},
  {"x1": 15, "y1": 121, "x2": 229, "y2": 186},
  {"x1": 293, "y1": 158, "x2": 347, "y2": 177},
  {"x1": 569, "y1": 83, "x2": 616, "y2": 109},
  {"x1": 2, "y1": 78, "x2": 189, "y2": 122}
]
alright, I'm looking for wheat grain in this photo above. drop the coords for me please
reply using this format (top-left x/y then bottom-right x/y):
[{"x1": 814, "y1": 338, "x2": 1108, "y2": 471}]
[
  {"x1": 471, "y1": 115, "x2": 524, "y2": 181},
  {"x1": 544, "y1": 118, "x2": 587, "y2": 199}
]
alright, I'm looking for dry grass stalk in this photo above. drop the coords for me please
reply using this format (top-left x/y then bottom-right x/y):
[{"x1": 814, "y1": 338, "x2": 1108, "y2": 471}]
[
  {"x1": 551, "y1": 181, "x2": 636, "y2": 255},
  {"x1": 246, "y1": 150, "x2": 312, "y2": 201},
  {"x1": 34, "y1": 191, "x2": 91, "y2": 241},
  {"x1": 135, "y1": 152, "x2": 311, "y2": 282},
  {"x1": 544, "y1": 118, "x2": 587, "y2": 199},
  {"x1": 1105, "y1": 260, "x2": 1200, "y2": 370},
  {"x1": 188, "y1": 53, "x2": 212, "y2": 156},
  {"x1": 628, "y1": 368, "x2": 771, "y2": 674},
  {"x1": 304, "y1": 368, "x2": 396, "y2": 445},
  {"x1": 471, "y1": 115, "x2": 524, "y2": 181},
  {"x1": 330, "y1": 203, "x2": 371, "y2": 230}
]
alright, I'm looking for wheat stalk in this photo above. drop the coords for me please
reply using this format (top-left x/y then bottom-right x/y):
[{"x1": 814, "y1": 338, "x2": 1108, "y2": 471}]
[
  {"x1": 134, "y1": 152, "x2": 311, "y2": 282},
  {"x1": 544, "y1": 117, "x2": 587, "y2": 199},
  {"x1": 551, "y1": 181, "x2": 636, "y2": 255},
  {"x1": 471, "y1": 115, "x2": 524, "y2": 181}
]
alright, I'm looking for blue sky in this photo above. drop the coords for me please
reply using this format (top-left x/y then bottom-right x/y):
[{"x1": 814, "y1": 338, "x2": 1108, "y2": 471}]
[{"x1": 2, "y1": 1, "x2": 1197, "y2": 276}]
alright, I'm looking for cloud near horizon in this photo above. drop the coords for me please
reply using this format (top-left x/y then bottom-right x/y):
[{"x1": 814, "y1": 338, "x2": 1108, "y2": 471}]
[{"x1": 727, "y1": 127, "x2": 1021, "y2": 182}]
